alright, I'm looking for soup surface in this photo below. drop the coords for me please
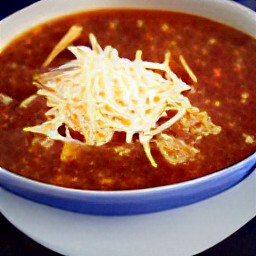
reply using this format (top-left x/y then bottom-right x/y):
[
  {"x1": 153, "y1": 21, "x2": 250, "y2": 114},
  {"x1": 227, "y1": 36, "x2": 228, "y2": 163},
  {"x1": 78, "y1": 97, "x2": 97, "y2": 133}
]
[{"x1": 0, "y1": 9, "x2": 255, "y2": 190}]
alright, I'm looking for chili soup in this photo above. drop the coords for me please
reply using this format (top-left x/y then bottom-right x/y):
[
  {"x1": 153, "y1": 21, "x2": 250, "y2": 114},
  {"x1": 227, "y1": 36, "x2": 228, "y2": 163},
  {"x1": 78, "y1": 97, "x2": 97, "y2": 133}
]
[{"x1": 0, "y1": 9, "x2": 255, "y2": 191}]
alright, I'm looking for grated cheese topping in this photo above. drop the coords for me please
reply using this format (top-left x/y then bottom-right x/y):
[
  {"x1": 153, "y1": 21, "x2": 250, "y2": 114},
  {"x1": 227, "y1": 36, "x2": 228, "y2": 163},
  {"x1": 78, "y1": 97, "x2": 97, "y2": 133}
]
[
  {"x1": 42, "y1": 25, "x2": 83, "y2": 68},
  {"x1": 0, "y1": 93, "x2": 13, "y2": 105},
  {"x1": 24, "y1": 27, "x2": 221, "y2": 167}
]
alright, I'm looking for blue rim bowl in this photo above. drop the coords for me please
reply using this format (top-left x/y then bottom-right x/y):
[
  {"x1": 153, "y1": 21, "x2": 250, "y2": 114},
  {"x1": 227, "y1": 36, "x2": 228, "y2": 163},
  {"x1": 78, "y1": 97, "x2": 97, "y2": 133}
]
[
  {"x1": 0, "y1": 0, "x2": 256, "y2": 216},
  {"x1": 0, "y1": 152, "x2": 255, "y2": 215}
]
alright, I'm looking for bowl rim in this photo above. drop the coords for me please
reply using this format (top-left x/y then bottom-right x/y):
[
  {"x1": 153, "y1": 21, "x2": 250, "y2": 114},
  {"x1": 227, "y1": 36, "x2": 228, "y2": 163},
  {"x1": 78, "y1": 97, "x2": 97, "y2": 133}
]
[
  {"x1": 1, "y1": 0, "x2": 256, "y2": 49},
  {"x1": 1, "y1": 152, "x2": 255, "y2": 198}
]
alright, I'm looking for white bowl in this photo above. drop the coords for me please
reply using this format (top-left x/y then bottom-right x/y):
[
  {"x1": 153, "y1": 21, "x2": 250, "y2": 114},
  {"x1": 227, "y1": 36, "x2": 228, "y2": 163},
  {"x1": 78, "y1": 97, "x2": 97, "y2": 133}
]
[{"x1": 0, "y1": 0, "x2": 256, "y2": 255}]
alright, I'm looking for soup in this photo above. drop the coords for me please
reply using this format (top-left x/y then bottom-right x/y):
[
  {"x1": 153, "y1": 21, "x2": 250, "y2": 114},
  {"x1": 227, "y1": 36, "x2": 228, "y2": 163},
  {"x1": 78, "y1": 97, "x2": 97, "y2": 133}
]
[{"x1": 0, "y1": 9, "x2": 255, "y2": 190}]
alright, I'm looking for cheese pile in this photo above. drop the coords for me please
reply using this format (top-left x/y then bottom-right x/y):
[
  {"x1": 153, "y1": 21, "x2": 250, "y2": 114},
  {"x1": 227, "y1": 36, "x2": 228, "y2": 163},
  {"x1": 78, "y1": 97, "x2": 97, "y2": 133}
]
[{"x1": 24, "y1": 27, "x2": 221, "y2": 167}]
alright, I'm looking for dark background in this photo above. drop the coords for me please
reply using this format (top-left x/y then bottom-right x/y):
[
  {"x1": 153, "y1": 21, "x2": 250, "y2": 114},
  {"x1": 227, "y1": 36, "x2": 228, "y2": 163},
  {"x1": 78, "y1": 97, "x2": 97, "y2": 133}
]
[{"x1": 0, "y1": 0, "x2": 255, "y2": 255}]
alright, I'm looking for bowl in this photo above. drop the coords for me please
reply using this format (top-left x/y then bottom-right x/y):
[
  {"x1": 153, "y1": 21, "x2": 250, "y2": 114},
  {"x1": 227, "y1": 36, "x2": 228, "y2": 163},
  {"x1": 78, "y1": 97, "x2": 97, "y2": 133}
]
[{"x1": 0, "y1": 0, "x2": 255, "y2": 255}]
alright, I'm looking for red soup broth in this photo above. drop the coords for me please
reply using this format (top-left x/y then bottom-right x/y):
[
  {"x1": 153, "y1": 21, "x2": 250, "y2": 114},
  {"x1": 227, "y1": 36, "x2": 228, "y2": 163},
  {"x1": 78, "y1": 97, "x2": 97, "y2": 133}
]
[{"x1": 0, "y1": 10, "x2": 255, "y2": 190}]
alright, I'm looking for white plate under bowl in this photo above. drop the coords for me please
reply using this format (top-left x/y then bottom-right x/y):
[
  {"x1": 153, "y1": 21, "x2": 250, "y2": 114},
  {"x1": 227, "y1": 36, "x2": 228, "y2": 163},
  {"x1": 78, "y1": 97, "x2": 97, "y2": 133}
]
[{"x1": 0, "y1": 171, "x2": 255, "y2": 256}]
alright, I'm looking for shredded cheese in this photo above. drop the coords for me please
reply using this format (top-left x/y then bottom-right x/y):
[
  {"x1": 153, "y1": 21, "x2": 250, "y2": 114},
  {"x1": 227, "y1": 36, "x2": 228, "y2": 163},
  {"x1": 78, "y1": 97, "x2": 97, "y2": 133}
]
[
  {"x1": 24, "y1": 30, "x2": 221, "y2": 167},
  {"x1": 179, "y1": 55, "x2": 198, "y2": 83},
  {"x1": 157, "y1": 133, "x2": 199, "y2": 165},
  {"x1": 242, "y1": 133, "x2": 255, "y2": 144},
  {"x1": 42, "y1": 25, "x2": 83, "y2": 68},
  {"x1": 19, "y1": 95, "x2": 38, "y2": 108},
  {"x1": 0, "y1": 93, "x2": 13, "y2": 105}
]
